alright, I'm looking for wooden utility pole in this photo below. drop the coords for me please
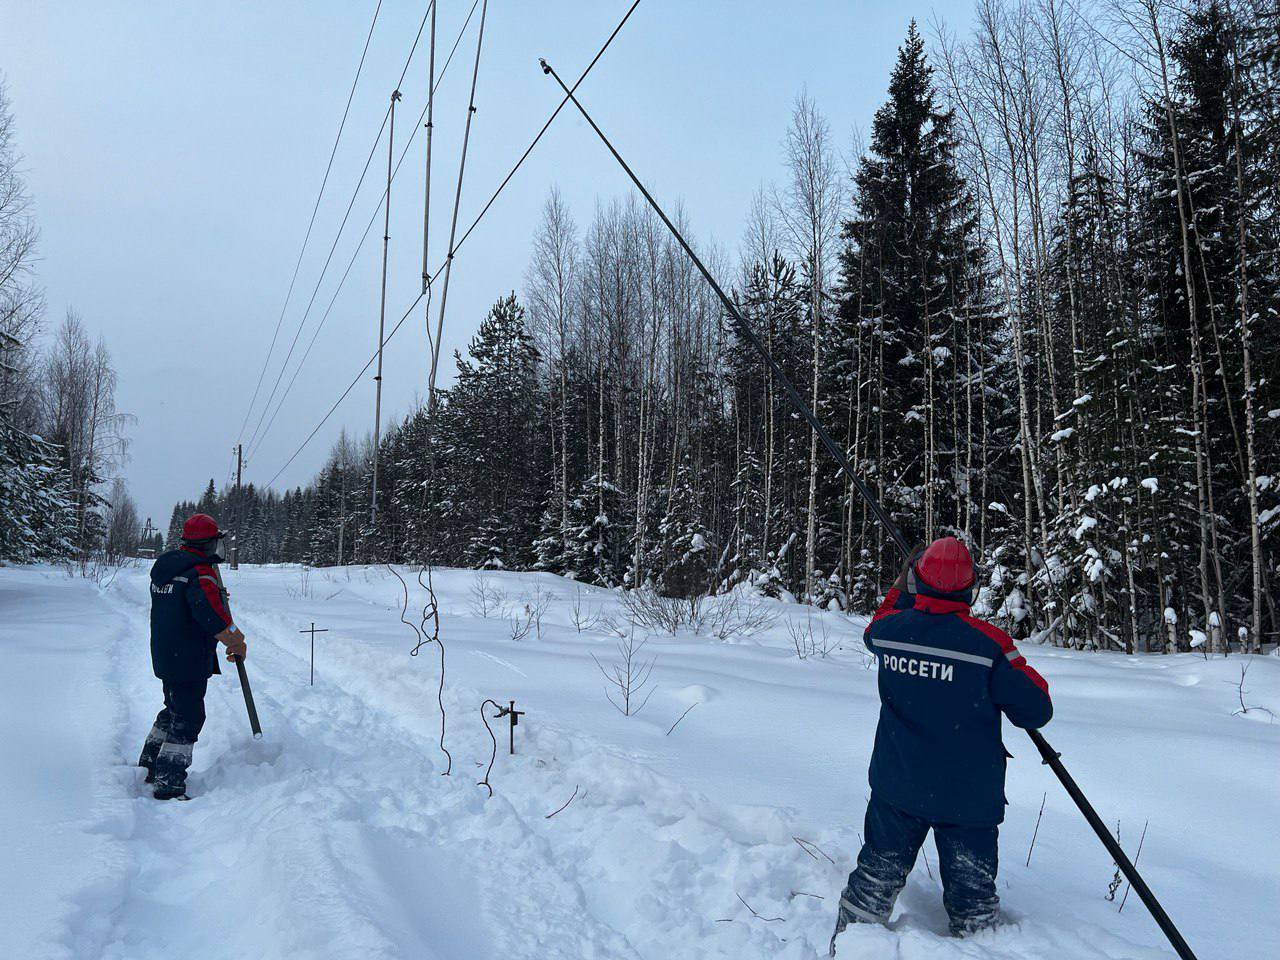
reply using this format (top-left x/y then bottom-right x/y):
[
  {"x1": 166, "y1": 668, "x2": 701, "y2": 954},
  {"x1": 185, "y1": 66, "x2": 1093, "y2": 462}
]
[
  {"x1": 371, "y1": 89, "x2": 401, "y2": 530},
  {"x1": 421, "y1": 0, "x2": 436, "y2": 296},
  {"x1": 231, "y1": 442, "x2": 242, "y2": 569},
  {"x1": 428, "y1": 0, "x2": 489, "y2": 416}
]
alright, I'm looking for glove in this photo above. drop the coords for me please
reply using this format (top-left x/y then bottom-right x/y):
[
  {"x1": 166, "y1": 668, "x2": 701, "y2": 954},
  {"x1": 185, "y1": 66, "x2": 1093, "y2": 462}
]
[{"x1": 216, "y1": 624, "x2": 248, "y2": 662}]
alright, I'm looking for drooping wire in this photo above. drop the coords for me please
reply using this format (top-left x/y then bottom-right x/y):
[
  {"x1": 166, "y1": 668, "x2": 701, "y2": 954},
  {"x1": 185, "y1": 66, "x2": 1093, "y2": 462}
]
[
  {"x1": 395, "y1": 0, "x2": 434, "y2": 92},
  {"x1": 416, "y1": 566, "x2": 451, "y2": 775},
  {"x1": 384, "y1": 562, "x2": 453, "y2": 776},
  {"x1": 261, "y1": 0, "x2": 641, "y2": 487},
  {"x1": 238, "y1": 0, "x2": 384, "y2": 446},
  {"x1": 448, "y1": 0, "x2": 643, "y2": 262},
  {"x1": 246, "y1": 0, "x2": 481, "y2": 462},
  {"x1": 477, "y1": 698, "x2": 503, "y2": 797},
  {"x1": 386, "y1": 562, "x2": 423, "y2": 646}
]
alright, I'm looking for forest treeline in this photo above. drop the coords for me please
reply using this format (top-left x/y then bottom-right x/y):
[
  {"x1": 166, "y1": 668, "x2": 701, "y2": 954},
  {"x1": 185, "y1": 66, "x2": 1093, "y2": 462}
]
[
  {"x1": 176, "y1": 0, "x2": 1278, "y2": 654},
  {"x1": 0, "y1": 83, "x2": 146, "y2": 565}
]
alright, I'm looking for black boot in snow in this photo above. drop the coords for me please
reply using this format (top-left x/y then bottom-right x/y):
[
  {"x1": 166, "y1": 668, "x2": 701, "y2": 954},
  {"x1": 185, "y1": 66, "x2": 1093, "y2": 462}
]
[
  {"x1": 828, "y1": 897, "x2": 863, "y2": 956},
  {"x1": 829, "y1": 891, "x2": 886, "y2": 956},
  {"x1": 828, "y1": 914, "x2": 846, "y2": 957},
  {"x1": 137, "y1": 724, "x2": 167, "y2": 782},
  {"x1": 151, "y1": 740, "x2": 193, "y2": 801}
]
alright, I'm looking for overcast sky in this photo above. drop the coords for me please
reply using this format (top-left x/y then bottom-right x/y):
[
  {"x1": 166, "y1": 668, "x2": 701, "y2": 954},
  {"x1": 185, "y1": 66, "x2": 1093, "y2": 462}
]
[{"x1": 2, "y1": 0, "x2": 971, "y2": 529}]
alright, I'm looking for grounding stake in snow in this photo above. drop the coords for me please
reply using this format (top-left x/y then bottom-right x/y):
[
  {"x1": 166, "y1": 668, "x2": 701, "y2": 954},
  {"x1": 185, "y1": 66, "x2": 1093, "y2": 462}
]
[
  {"x1": 299, "y1": 622, "x2": 329, "y2": 686},
  {"x1": 537, "y1": 57, "x2": 1201, "y2": 960},
  {"x1": 477, "y1": 698, "x2": 525, "y2": 797}
]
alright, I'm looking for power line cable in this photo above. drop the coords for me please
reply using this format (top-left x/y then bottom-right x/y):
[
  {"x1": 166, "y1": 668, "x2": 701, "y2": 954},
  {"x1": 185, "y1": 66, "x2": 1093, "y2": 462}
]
[
  {"x1": 449, "y1": 0, "x2": 643, "y2": 261},
  {"x1": 246, "y1": 0, "x2": 480, "y2": 463},
  {"x1": 238, "y1": 0, "x2": 383, "y2": 445},
  {"x1": 265, "y1": 287, "x2": 427, "y2": 488},
  {"x1": 243, "y1": 105, "x2": 391, "y2": 458},
  {"x1": 262, "y1": 0, "x2": 641, "y2": 486},
  {"x1": 244, "y1": 1, "x2": 448, "y2": 458}
]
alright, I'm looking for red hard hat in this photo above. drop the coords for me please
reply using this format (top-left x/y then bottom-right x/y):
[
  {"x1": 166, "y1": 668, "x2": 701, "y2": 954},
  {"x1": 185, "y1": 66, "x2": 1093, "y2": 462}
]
[
  {"x1": 914, "y1": 536, "x2": 976, "y2": 594},
  {"x1": 182, "y1": 513, "x2": 221, "y2": 541}
]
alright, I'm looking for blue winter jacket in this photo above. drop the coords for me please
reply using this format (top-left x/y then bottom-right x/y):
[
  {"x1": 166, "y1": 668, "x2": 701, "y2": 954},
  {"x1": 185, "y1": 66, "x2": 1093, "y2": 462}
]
[
  {"x1": 864, "y1": 585, "x2": 1052, "y2": 827},
  {"x1": 149, "y1": 547, "x2": 234, "y2": 682}
]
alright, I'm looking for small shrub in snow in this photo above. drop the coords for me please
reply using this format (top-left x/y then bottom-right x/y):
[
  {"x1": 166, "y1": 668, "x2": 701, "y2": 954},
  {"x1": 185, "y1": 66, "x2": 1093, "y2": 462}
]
[
  {"x1": 568, "y1": 587, "x2": 606, "y2": 633},
  {"x1": 786, "y1": 610, "x2": 835, "y2": 660},
  {"x1": 619, "y1": 586, "x2": 776, "y2": 641},
  {"x1": 508, "y1": 587, "x2": 550, "y2": 641},
  {"x1": 520, "y1": 585, "x2": 551, "y2": 641},
  {"x1": 469, "y1": 574, "x2": 505, "y2": 618},
  {"x1": 286, "y1": 565, "x2": 313, "y2": 600},
  {"x1": 619, "y1": 586, "x2": 696, "y2": 634},
  {"x1": 591, "y1": 629, "x2": 657, "y2": 717}
]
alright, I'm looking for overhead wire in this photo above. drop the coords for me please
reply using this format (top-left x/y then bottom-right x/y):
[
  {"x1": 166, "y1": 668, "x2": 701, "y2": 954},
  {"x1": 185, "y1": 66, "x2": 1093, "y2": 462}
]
[
  {"x1": 246, "y1": 0, "x2": 481, "y2": 463},
  {"x1": 262, "y1": 0, "x2": 642, "y2": 488},
  {"x1": 238, "y1": 0, "x2": 384, "y2": 448},
  {"x1": 244, "y1": 0, "x2": 461, "y2": 460},
  {"x1": 243, "y1": 105, "x2": 392, "y2": 458}
]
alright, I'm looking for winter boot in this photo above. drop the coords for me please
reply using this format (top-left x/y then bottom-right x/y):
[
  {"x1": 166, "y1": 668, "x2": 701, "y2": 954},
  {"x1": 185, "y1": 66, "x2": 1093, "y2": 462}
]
[
  {"x1": 152, "y1": 740, "x2": 193, "y2": 800},
  {"x1": 828, "y1": 895, "x2": 878, "y2": 957},
  {"x1": 137, "y1": 724, "x2": 167, "y2": 783}
]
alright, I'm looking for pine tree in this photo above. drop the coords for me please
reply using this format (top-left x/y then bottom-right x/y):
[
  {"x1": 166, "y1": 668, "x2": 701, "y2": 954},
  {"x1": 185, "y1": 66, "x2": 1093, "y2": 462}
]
[
  {"x1": 0, "y1": 419, "x2": 77, "y2": 561},
  {"x1": 532, "y1": 485, "x2": 568, "y2": 573},
  {"x1": 655, "y1": 455, "x2": 714, "y2": 598},
  {"x1": 565, "y1": 468, "x2": 624, "y2": 586},
  {"x1": 432, "y1": 294, "x2": 547, "y2": 568},
  {"x1": 726, "y1": 252, "x2": 809, "y2": 594},
  {"x1": 835, "y1": 23, "x2": 998, "y2": 595}
]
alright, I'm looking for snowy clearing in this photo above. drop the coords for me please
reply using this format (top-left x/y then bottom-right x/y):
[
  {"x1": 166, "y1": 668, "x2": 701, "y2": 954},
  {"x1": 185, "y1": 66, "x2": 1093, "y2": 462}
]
[{"x1": 2, "y1": 563, "x2": 1278, "y2": 959}]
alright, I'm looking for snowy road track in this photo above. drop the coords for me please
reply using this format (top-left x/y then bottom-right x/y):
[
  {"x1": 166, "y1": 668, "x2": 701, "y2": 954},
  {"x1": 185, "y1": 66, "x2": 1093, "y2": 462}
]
[{"x1": 3, "y1": 564, "x2": 1277, "y2": 959}]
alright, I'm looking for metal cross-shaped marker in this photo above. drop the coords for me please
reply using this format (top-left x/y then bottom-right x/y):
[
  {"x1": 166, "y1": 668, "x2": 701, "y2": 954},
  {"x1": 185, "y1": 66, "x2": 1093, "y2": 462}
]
[
  {"x1": 491, "y1": 700, "x2": 525, "y2": 755},
  {"x1": 300, "y1": 622, "x2": 329, "y2": 686}
]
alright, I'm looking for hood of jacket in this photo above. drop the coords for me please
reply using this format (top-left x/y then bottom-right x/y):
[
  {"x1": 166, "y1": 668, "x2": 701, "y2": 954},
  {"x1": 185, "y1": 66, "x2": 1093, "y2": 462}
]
[{"x1": 150, "y1": 548, "x2": 206, "y2": 587}]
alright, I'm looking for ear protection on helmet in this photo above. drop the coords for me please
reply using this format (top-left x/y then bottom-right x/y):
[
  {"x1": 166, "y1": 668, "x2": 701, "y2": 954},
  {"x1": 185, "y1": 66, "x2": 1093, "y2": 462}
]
[{"x1": 904, "y1": 549, "x2": 925, "y2": 595}]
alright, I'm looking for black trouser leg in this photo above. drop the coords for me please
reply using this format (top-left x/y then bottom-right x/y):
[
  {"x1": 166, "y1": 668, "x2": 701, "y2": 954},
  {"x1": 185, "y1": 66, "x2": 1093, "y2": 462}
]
[
  {"x1": 152, "y1": 678, "x2": 208, "y2": 799},
  {"x1": 137, "y1": 694, "x2": 174, "y2": 772},
  {"x1": 841, "y1": 795, "x2": 931, "y2": 924},
  {"x1": 934, "y1": 821, "x2": 1000, "y2": 935}
]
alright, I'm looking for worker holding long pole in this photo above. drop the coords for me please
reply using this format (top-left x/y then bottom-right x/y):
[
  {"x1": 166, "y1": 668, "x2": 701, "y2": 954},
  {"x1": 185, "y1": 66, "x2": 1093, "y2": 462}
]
[
  {"x1": 538, "y1": 57, "x2": 1198, "y2": 960},
  {"x1": 138, "y1": 514, "x2": 252, "y2": 800}
]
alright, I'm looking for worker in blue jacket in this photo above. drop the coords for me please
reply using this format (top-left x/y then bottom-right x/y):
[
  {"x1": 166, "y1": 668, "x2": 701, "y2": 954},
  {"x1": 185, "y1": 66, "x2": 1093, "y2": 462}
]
[
  {"x1": 830, "y1": 536, "x2": 1052, "y2": 954},
  {"x1": 137, "y1": 513, "x2": 248, "y2": 800}
]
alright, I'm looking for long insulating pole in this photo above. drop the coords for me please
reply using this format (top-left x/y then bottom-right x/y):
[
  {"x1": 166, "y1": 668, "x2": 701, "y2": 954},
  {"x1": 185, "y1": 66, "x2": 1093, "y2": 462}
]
[
  {"x1": 428, "y1": 0, "x2": 489, "y2": 415},
  {"x1": 539, "y1": 59, "x2": 907, "y2": 556},
  {"x1": 538, "y1": 59, "x2": 1199, "y2": 960},
  {"x1": 372, "y1": 89, "x2": 401, "y2": 527}
]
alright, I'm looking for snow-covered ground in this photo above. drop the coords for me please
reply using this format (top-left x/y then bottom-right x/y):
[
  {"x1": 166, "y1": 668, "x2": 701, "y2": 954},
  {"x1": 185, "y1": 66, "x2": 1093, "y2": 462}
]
[{"x1": 2, "y1": 562, "x2": 1277, "y2": 960}]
